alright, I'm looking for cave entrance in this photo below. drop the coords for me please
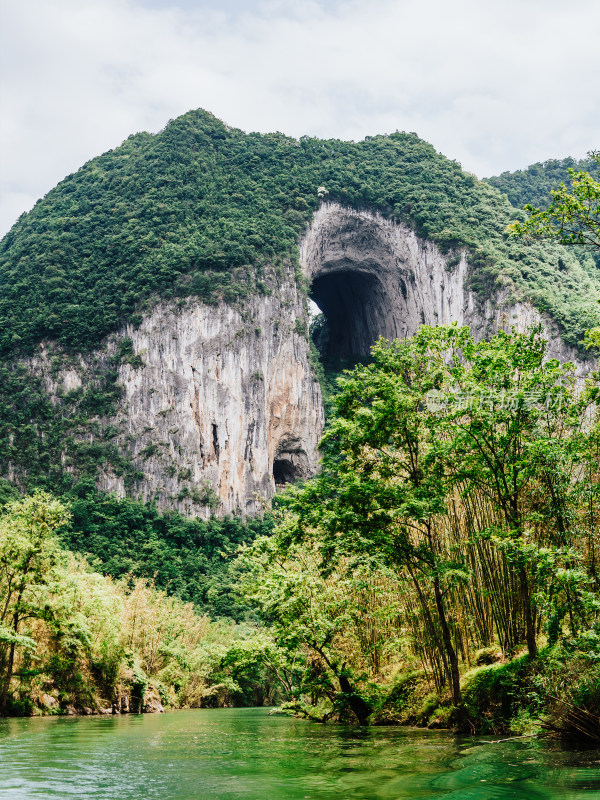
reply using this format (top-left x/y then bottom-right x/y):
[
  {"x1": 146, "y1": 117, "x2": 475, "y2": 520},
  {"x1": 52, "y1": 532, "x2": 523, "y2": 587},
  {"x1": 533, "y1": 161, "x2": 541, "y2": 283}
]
[
  {"x1": 273, "y1": 458, "x2": 298, "y2": 486},
  {"x1": 310, "y1": 270, "x2": 386, "y2": 360},
  {"x1": 273, "y1": 437, "x2": 309, "y2": 489}
]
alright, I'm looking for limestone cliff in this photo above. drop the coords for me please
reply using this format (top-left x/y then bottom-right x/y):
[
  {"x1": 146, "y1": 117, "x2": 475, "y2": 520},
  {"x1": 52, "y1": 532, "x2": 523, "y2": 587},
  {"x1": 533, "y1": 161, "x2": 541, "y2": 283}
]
[
  {"x1": 14, "y1": 203, "x2": 596, "y2": 516},
  {"x1": 27, "y1": 263, "x2": 321, "y2": 517},
  {"x1": 103, "y1": 283, "x2": 323, "y2": 516},
  {"x1": 302, "y1": 203, "x2": 593, "y2": 372}
]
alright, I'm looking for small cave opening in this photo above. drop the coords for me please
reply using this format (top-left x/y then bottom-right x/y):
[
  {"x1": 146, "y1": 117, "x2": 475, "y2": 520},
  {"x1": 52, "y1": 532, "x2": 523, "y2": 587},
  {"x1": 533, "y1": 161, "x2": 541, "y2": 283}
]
[
  {"x1": 310, "y1": 268, "x2": 390, "y2": 366},
  {"x1": 272, "y1": 438, "x2": 309, "y2": 489},
  {"x1": 273, "y1": 458, "x2": 298, "y2": 486}
]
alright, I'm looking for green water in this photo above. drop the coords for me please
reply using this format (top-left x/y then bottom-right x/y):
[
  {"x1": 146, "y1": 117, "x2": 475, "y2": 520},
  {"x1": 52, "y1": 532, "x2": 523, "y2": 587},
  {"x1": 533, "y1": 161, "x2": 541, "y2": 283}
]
[{"x1": 0, "y1": 708, "x2": 598, "y2": 799}]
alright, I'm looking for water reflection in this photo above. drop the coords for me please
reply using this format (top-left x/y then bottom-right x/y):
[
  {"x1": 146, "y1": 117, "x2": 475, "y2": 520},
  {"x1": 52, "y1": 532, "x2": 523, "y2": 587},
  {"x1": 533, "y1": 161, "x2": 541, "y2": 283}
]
[{"x1": 0, "y1": 709, "x2": 598, "y2": 799}]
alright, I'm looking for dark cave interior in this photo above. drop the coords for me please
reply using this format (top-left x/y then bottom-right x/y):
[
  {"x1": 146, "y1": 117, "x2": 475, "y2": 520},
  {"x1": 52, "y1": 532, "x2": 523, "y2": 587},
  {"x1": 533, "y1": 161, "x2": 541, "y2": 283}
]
[
  {"x1": 309, "y1": 269, "x2": 389, "y2": 360},
  {"x1": 273, "y1": 458, "x2": 300, "y2": 486}
]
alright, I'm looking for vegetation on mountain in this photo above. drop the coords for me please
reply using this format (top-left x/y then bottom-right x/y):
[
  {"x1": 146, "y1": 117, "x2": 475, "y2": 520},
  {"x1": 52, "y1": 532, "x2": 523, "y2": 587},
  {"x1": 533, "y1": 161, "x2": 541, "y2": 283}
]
[
  {"x1": 0, "y1": 355, "x2": 140, "y2": 495},
  {"x1": 1, "y1": 112, "x2": 599, "y2": 737},
  {"x1": 487, "y1": 154, "x2": 600, "y2": 278},
  {"x1": 486, "y1": 155, "x2": 600, "y2": 212},
  {"x1": 1, "y1": 109, "x2": 599, "y2": 361},
  {"x1": 507, "y1": 153, "x2": 600, "y2": 352},
  {"x1": 1, "y1": 111, "x2": 597, "y2": 502},
  {"x1": 59, "y1": 482, "x2": 273, "y2": 620},
  {"x1": 507, "y1": 152, "x2": 600, "y2": 249}
]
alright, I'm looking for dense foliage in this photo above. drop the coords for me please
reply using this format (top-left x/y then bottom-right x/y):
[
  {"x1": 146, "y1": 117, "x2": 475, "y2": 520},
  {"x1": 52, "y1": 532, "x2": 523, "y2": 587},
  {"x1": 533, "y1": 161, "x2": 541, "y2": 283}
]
[
  {"x1": 507, "y1": 153, "x2": 600, "y2": 249},
  {"x1": 488, "y1": 155, "x2": 600, "y2": 277},
  {"x1": 0, "y1": 477, "x2": 273, "y2": 622},
  {"x1": 506, "y1": 154, "x2": 600, "y2": 350},
  {"x1": 0, "y1": 355, "x2": 141, "y2": 494},
  {"x1": 243, "y1": 325, "x2": 600, "y2": 736},
  {"x1": 59, "y1": 482, "x2": 273, "y2": 620},
  {"x1": 2, "y1": 328, "x2": 599, "y2": 738},
  {"x1": 1, "y1": 109, "x2": 599, "y2": 358},
  {"x1": 486, "y1": 156, "x2": 600, "y2": 211},
  {"x1": 0, "y1": 493, "x2": 276, "y2": 717}
]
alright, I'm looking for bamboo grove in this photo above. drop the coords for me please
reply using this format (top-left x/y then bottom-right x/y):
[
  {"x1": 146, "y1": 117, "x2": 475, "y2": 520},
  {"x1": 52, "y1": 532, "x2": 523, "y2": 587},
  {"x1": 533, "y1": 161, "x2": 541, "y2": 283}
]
[{"x1": 244, "y1": 325, "x2": 600, "y2": 736}]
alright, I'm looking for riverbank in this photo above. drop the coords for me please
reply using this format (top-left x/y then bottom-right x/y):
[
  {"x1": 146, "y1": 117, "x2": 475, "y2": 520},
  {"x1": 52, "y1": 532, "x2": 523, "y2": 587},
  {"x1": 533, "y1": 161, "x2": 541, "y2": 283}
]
[
  {"x1": 20, "y1": 678, "x2": 252, "y2": 719},
  {"x1": 2, "y1": 495, "x2": 599, "y2": 744},
  {"x1": 274, "y1": 647, "x2": 600, "y2": 744},
  {"x1": 5, "y1": 644, "x2": 600, "y2": 748},
  {"x1": 0, "y1": 494, "x2": 275, "y2": 719}
]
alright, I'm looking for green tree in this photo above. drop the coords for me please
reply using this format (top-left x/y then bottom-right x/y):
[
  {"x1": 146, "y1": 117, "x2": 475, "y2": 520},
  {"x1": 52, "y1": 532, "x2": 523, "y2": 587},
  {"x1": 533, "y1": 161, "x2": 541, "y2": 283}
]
[
  {"x1": 0, "y1": 492, "x2": 70, "y2": 713},
  {"x1": 438, "y1": 326, "x2": 593, "y2": 659},
  {"x1": 507, "y1": 152, "x2": 600, "y2": 248},
  {"x1": 276, "y1": 326, "x2": 468, "y2": 708},
  {"x1": 507, "y1": 153, "x2": 600, "y2": 351},
  {"x1": 269, "y1": 325, "x2": 597, "y2": 719},
  {"x1": 243, "y1": 535, "x2": 377, "y2": 722},
  {"x1": 586, "y1": 323, "x2": 600, "y2": 350}
]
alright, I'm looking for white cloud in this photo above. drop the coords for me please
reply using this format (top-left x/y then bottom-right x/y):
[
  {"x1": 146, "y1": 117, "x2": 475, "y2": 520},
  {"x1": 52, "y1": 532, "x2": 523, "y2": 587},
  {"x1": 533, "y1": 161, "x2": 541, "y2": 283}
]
[{"x1": 1, "y1": 0, "x2": 599, "y2": 236}]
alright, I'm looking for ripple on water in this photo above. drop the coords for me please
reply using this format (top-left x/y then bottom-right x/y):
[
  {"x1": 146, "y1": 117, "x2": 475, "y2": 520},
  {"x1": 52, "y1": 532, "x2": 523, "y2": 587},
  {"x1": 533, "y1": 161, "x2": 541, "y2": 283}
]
[{"x1": 0, "y1": 709, "x2": 599, "y2": 800}]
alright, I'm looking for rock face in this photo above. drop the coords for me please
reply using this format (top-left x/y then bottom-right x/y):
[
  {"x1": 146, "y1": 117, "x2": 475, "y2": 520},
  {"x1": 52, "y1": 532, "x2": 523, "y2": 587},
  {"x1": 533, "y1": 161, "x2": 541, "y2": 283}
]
[
  {"x1": 21, "y1": 203, "x2": 596, "y2": 516},
  {"x1": 301, "y1": 203, "x2": 592, "y2": 371},
  {"x1": 96, "y1": 265, "x2": 323, "y2": 516}
]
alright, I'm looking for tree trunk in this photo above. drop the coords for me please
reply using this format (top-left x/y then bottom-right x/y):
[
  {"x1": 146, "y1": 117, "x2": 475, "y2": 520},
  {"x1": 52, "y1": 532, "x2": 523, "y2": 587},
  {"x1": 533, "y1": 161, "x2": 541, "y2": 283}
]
[
  {"x1": 314, "y1": 645, "x2": 372, "y2": 725},
  {"x1": 432, "y1": 575, "x2": 462, "y2": 707},
  {"x1": 0, "y1": 634, "x2": 17, "y2": 714},
  {"x1": 519, "y1": 565, "x2": 538, "y2": 659},
  {"x1": 338, "y1": 673, "x2": 372, "y2": 725}
]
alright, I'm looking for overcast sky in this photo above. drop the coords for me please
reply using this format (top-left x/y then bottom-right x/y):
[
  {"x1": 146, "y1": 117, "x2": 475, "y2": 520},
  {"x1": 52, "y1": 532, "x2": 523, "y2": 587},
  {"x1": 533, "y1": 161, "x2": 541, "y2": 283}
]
[{"x1": 1, "y1": 0, "x2": 599, "y2": 237}]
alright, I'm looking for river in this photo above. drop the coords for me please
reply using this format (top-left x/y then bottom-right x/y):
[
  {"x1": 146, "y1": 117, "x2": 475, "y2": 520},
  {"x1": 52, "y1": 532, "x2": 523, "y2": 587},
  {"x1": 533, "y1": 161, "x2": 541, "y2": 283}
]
[{"x1": 0, "y1": 708, "x2": 598, "y2": 799}]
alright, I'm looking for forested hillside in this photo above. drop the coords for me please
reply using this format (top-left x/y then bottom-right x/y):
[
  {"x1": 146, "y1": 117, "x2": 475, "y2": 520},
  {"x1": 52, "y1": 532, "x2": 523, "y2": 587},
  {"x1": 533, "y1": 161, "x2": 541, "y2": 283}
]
[
  {"x1": 1, "y1": 109, "x2": 599, "y2": 358},
  {"x1": 0, "y1": 114, "x2": 599, "y2": 731},
  {"x1": 60, "y1": 482, "x2": 273, "y2": 620},
  {"x1": 487, "y1": 156, "x2": 600, "y2": 210},
  {"x1": 486, "y1": 156, "x2": 600, "y2": 272},
  {"x1": 1, "y1": 110, "x2": 598, "y2": 513}
]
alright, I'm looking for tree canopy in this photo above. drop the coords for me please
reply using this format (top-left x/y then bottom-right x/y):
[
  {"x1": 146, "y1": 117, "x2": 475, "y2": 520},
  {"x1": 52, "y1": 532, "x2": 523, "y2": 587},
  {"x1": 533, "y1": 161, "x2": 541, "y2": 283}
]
[
  {"x1": 486, "y1": 156, "x2": 600, "y2": 212},
  {"x1": 506, "y1": 153, "x2": 600, "y2": 350},
  {"x1": 251, "y1": 325, "x2": 600, "y2": 726},
  {"x1": 507, "y1": 152, "x2": 600, "y2": 249}
]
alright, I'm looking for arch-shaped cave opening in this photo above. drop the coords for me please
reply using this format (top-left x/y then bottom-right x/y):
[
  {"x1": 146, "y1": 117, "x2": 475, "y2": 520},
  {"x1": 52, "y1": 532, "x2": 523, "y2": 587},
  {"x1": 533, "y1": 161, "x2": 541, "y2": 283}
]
[
  {"x1": 272, "y1": 437, "x2": 310, "y2": 489},
  {"x1": 310, "y1": 269, "x2": 389, "y2": 362},
  {"x1": 273, "y1": 458, "x2": 298, "y2": 486}
]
